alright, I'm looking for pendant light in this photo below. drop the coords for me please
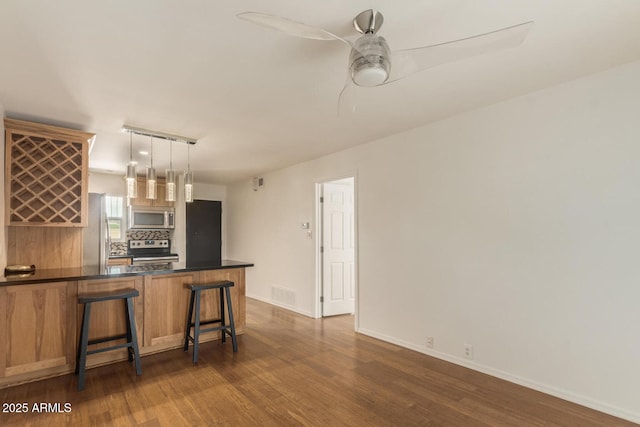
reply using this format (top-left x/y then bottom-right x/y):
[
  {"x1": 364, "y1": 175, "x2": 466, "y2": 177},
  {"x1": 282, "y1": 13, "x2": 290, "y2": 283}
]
[
  {"x1": 126, "y1": 131, "x2": 137, "y2": 198},
  {"x1": 122, "y1": 125, "x2": 198, "y2": 202},
  {"x1": 184, "y1": 143, "x2": 194, "y2": 203},
  {"x1": 165, "y1": 140, "x2": 176, "y2": 202},
  {"x1": 146, "y1": 136, "x2": 157, "y2": 199}
]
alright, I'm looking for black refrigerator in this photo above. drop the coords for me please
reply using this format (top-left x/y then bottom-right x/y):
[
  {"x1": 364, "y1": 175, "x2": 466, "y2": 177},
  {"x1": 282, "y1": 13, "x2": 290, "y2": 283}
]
[{"x1": 186, "y1": 200, "x2": 222, "y2": 267}]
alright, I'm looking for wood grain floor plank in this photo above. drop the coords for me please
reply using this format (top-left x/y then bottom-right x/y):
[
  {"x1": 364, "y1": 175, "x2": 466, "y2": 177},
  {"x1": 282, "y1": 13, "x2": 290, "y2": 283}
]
[{"x1": 0, "y1": 297, "x2": 635, "y2": 426}]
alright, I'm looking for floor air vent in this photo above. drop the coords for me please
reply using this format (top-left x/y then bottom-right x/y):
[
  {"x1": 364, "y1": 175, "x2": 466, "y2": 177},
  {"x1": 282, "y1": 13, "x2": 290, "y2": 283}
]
[{"x1": 271, "y1": 286, "x2": 296, "y2": 307}]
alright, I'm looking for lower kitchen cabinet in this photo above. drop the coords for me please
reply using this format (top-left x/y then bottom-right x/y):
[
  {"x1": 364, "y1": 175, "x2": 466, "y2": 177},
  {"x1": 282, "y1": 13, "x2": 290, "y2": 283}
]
[
  {"x1": 199, "y1": 268, "x2": 246, "y2": 333},
  {"x1": 142, "y1": 269, "x2": 246, "y2": 352},
  {"x1": 142, "y1": 272, "x2": 196, "y2": 351},
  {"x1": 0, "y1": 281, "x2": 76, "y2": 386},
  {"x1": 0, "y1": 265, "x2": 249, "y2": 388}
]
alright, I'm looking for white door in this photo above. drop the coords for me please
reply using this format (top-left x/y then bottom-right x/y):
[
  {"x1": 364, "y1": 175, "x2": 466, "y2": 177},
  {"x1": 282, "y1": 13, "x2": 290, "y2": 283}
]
[{"x1": 322, "y1": 179, "x2": 355, "y2": 316}]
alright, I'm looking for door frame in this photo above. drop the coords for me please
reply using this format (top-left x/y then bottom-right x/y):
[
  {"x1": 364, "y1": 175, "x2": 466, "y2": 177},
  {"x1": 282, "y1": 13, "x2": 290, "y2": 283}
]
[{"x1": 315, "y1": 174, "x2": 359, "y2": 327}]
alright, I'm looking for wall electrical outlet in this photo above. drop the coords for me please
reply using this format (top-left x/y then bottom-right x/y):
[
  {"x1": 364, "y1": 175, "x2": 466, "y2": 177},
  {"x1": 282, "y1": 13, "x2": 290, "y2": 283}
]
[
  {"x1": 464, "y1": 344, "x2": 473, "y2": 359},
  {"x1": 426, "y1": 336, "x2": 434, "y2": 349}
]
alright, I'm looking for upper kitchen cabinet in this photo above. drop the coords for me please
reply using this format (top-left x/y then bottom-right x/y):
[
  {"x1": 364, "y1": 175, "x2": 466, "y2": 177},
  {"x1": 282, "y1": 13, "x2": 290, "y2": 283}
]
[
  {"x1": 4, "y1": 119, "x2": 94, "y2": 227},
  {"x1": 129, "y1": 177, "x2": 174, "y2": 207}
]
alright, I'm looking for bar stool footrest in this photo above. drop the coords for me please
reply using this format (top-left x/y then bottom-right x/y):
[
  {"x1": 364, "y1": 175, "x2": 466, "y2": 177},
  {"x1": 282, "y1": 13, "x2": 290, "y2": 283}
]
[
  {"x1": 86, "y1": 342, "x2": 135, "y2": 356},
  {"x1": 188, "y1": 318, "x2": 223, "y2": 327},
  {"x1": 87, "y1": 333, "x2": 129, "y2": 346}
]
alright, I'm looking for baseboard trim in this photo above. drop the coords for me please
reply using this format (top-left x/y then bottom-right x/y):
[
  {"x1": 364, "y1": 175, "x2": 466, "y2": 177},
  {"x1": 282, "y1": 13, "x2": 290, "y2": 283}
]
[
  {"x1": 356, "y1": 327, "x2": 640, "y2": 424},
  {"x1": 248, "y1": 294, "x2": 314, "y2": 318}
]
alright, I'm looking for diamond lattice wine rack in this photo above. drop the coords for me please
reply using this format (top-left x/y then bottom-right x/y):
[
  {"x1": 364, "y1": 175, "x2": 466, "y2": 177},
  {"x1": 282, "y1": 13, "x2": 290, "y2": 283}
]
[{"x1": 4, "y1": 119, "x2": 94, "y2": 227}]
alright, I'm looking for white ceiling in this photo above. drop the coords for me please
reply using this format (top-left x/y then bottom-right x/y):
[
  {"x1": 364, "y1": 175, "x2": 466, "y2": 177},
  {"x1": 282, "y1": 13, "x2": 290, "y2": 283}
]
[{"x1": 2, "y1": 1, "x2": 640, "y2": 184}]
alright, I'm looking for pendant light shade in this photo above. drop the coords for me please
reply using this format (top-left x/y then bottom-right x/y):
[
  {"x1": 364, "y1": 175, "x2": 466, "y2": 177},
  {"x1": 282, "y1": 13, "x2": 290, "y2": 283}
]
[
  {"x1": 165, "y1": 170, "x2": 176, "y2": 202},
  {"x1": 185, "y1": 144, "x2": 194, "y2": 203},
  {"x1": 165, "y1": 141, "x2": 176, "y2": 202},
  {"x1": 146, "y1": 166, "x2": 157, "y2": 199},
  {"x1": 126, "y1": 132, "x2": 137, "y2": 199},
  {"x1": 146, "y1": 136, "x2": 157, "y2": 200},
  {"x1": 126, "y1": 164, "x2": 137, "y2": 198},
  {"x1": 184, "y1": 170, "x2": 194, "y2": 203}
]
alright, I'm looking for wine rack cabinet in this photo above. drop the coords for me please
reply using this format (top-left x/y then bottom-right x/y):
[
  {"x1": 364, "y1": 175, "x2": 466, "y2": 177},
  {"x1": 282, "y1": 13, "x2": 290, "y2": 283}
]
[{"x1": 4, "y1": 118, "x2": 94, "y2": 227}]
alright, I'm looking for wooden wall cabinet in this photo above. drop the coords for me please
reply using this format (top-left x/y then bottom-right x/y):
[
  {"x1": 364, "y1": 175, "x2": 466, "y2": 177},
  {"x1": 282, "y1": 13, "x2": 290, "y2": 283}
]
[
  {"x1": 0, "y1": 282, "x2": 76, "y2": 386},
  {"x1": 7, "y1": 226, "x2": 84, "y2": 269},
  {"x1": 129, "y1": 178, "x2": 174, "y2": 208},
  {"x1": 4, "y1": 118, "x2": 94, "y2": 227}
]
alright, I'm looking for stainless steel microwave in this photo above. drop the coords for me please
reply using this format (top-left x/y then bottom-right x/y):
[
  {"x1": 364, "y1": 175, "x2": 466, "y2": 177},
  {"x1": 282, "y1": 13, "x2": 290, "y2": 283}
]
[{"x1": 128, "y1": 206, "x2": 175, "y2": 229}]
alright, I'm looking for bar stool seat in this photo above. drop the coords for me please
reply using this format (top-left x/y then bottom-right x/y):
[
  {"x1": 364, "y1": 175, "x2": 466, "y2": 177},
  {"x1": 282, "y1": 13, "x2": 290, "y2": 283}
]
[
  {"x1": 75, "y1": 288, "x2": 142, "y2": 391},
  {"x1": 184, "y1": 280, "x2": 237, "y2": 363}
]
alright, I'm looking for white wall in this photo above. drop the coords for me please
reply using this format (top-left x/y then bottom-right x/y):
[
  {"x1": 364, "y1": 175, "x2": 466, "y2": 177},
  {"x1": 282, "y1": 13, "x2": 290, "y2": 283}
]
[
  {"x1": 88, "y1": 171, "x2": 126, "y2": 195},
  {"x1": 228, "y1": 168, "x2": 356, "y2": 317},
  {"x1": 227, "y1": 60, "x2": 640, "y2": 422}
]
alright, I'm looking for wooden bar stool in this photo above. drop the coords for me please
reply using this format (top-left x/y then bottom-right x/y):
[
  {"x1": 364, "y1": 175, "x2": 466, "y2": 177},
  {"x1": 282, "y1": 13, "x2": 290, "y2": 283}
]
[
  {"x1": 75, "y1": 288, "x2": 142, "y2": 391},
  {"x1": 183, "y1": 280, "x2": 237, "y2": 363}
]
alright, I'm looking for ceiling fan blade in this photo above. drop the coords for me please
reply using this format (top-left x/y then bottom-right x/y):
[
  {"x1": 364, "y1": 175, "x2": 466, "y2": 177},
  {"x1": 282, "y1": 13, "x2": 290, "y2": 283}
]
[
  {"x1": 385, "y1": 21, "x2": 534, "y2": 84},
  {"x1": 237, "y1": 12, "x2": 351, "y2": 46},
  {"x1": 337, "y1": 73, "x2": 357, "y2": 117}
]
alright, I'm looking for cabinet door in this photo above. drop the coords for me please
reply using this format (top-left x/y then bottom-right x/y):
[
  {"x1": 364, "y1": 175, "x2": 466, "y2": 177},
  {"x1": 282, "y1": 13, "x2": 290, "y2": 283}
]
[
  {"x1": 129, "y1": 179, "x2": 173, "y2": 207},
  {"x1": 129, "y1": 179, "x2": 152, "y2": 207},
  {"x1": 76, "y1": 276, "x2": 143, "y2": 368},
  {"x1": 142, "y1": 272, "x2": 196, "y2": 351},
  {"x1": 198, "y1": 269, "x2": 246, "y2": 333},
  {"x1": 153, "y1": 182, "x2": 175, "y2": 207},
  {"x1": 0, "y1": 282, "x2": 76, "y2": 381},
  {"x1": 7, "y1": 226, "x2": 83, "y2": 269},
  {"x1": 154, "y1": 182, "x2": 168, "y2": 206}
]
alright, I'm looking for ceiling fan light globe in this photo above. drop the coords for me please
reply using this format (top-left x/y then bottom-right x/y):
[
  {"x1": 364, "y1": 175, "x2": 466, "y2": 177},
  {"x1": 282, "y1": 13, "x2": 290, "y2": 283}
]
[{"x1": 353, "y1": 66, "x2": 388, "y2": 86}]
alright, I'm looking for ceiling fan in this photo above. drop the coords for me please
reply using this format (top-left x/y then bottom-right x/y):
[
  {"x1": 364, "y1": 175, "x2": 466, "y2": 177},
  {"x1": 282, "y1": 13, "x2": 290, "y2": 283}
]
[{"x1": 237, "y1": 10, "x2": 533, "y2": 113}]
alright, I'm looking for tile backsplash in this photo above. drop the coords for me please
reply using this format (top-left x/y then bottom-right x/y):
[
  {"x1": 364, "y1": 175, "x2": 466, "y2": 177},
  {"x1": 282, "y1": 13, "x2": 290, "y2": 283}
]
[
  {"x1": 109, "y1": 230, "x2": 172, "y2": 256},
  {"x1": 110, "y1": 242, "x2": 128, "y2": 256},
  {"x1": 127, "y1": 230, "x2": 171, "y2": 241}
]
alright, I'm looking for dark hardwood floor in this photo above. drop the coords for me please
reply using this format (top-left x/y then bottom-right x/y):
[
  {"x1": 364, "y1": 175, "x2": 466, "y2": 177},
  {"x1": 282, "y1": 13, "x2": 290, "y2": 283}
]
[{"x1": 0, "y1": 297, "x2": 635, "y2": 426}]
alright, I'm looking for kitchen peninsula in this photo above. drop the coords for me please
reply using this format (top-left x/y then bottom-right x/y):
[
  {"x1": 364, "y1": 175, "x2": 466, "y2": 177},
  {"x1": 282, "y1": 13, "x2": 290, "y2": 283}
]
[{"x1": 0, "y1": 260, "x2": 253, "y2": 389}]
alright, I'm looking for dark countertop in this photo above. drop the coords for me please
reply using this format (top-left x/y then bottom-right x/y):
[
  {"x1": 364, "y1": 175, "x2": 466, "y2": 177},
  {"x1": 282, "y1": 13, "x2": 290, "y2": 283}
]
[{"x1": 1, "y1": 260, "x2": 254, "y2": 286}]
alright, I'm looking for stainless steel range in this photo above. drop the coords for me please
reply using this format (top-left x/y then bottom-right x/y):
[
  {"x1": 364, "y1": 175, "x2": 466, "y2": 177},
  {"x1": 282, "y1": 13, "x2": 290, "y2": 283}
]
[{"x1": 128, "y1": 239, "x2": 179, "y2": 266}]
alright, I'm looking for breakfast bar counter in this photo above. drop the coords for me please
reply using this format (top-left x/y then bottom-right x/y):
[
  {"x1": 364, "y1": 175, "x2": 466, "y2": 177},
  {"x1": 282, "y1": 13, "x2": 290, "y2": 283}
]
[
  {"x1": 1, "y1": 259, "x2": 254, "y2": 286},
  {"x1": 0, "y1": 261, "x2": 253, "y2": 389}
]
